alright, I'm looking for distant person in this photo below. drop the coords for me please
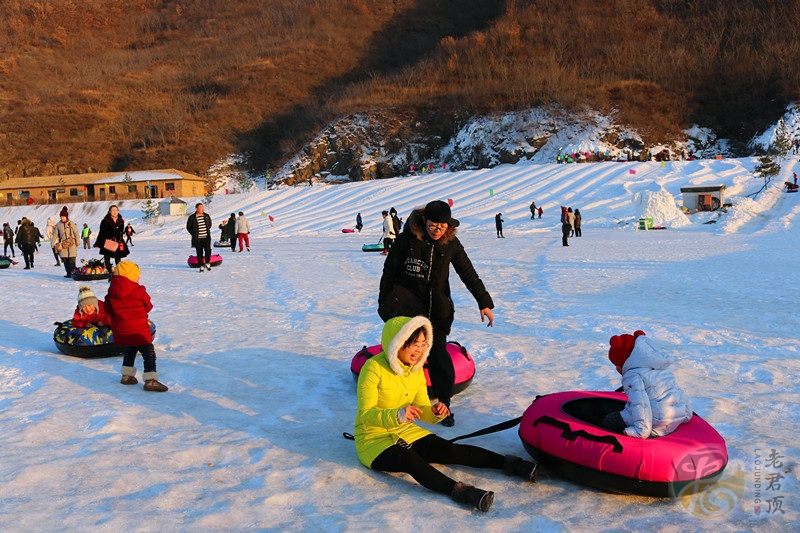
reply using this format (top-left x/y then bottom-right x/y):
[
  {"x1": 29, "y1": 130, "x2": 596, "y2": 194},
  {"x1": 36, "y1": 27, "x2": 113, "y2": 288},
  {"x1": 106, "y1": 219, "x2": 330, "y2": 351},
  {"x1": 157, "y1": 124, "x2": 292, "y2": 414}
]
[
  {"x1": 44, "y1": 216, "x2": 61, "y2": 266},
  {"x1": 105, "y1": 261, "x2": 168, "y2": 392},
  {"x1": 14, "y1": 220, "x2": 22, "y2": 253},
  {"x1": 54, "y1": 206, "x2": 79, "y2": 277},
  {"x1": 81, "y1": 223, "x2": 92, "y2": 249},
  {"x1": 389, "y1": 207, "x2": 402, "y2": 237},
  {"x1": 495, "y1": 213, "x2": 504, "y2": 238},
  {"x1": 94, "y1": 205, "x2": 130, "y2": 273},
  {"x1": 218, "y1": 219, "x2": 230, "y2": 244},
  {"x1": 186, "y1": 203, "x2": 213, "y2": 271},
  {"x1": 560, "y1": 206, "x2": 570, "y2": 247},
  {"x1": 529, "y1": 201, "x2": 537, "y2": 219},
  {"x1": 380, "y1": 210, "x2": 395, "y2": 255},
  {"x1": 603, "y1": 330, "x2": 692, "y2": 438},
  {"x1": 3, "y1": 222, "x2": 15, "y2": 257},
  {"x1": 538, "y1": 206, "x2": 543, "y2": 219},
  {"x1": 226, "y1": 213, "x2": 237, "y2": 251},
  {"x1": 124, "y1": 223, "x2": 136, "y2": 246},
  {"x1": 32, "y1": 220, "x2": 42, "y2": 253},
  {"x1": 567, "y1": 207, "x2": 575, "y2": 237},
  {"x1": 574, "y1": 209, "x2": 582, "y2": 237},
  {"x1": 236, "y1": 211, "x2": 251, "y2": 252},
  {"x1": 356, "y1": 212, "x2": 363, "y2": 233},
  {"x1": 17, "y1": 218, "x2": 39, "y2": 270}
]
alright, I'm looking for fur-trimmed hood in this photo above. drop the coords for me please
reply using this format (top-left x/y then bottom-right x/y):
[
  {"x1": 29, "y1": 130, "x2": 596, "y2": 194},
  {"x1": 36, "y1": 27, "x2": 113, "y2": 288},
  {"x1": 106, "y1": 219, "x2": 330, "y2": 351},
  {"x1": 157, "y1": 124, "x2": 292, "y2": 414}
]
[
  {"x1": 404, "y1": 208, "x2": 458, "y2": 245},
  {"x1": 381, "y1": 315, "x2": 433, "y2": 375}
]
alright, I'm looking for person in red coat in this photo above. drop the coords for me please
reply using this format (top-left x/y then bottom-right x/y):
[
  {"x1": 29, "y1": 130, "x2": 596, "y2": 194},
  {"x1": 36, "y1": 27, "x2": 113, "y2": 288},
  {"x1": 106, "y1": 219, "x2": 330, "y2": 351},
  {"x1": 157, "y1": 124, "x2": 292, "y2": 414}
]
[
  {"x1": 72, "y1": 285, "x2": 111, "y2": 328},
  {"x1": 105, "y1": 261, "x2": 168, "y2": 392}
]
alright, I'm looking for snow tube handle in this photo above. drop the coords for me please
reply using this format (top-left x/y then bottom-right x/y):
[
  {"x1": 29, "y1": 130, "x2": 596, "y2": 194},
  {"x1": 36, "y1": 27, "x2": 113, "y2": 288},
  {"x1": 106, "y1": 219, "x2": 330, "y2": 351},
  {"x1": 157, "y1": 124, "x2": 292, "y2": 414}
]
[
  {"x1": 354, "y1": 346, "x2": 371, "y2": 360},
  {"x1": 447, "y1": 341, "x2": 472, "y2": 361},
  {"x1": 449, "y1": 416, "x2": 522, "y2": 443},
  {"x1": 532, "y1": 415, "x2": 624, "y2": 453}
]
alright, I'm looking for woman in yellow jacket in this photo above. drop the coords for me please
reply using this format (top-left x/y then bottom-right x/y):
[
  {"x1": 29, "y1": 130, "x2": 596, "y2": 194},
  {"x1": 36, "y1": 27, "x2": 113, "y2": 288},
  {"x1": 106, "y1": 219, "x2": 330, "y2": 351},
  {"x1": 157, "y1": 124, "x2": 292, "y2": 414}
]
[{"x1": 355, "y1": 315, "x2": 538, "y2": 512}]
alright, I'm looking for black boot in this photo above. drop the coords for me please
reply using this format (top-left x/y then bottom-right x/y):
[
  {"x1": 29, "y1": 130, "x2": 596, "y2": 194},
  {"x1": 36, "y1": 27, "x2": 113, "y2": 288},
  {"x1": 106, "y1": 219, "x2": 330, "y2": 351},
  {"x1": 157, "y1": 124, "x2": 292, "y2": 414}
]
[
  {"x1": 451, "y1": 482, "x2": 494, "y2": 512},
  {"x1": 503, "y1": 455, "x2": 539, "y2": 483},
  {"x1": 440, "y1": 401, "x2": 454, "y2": 427}
]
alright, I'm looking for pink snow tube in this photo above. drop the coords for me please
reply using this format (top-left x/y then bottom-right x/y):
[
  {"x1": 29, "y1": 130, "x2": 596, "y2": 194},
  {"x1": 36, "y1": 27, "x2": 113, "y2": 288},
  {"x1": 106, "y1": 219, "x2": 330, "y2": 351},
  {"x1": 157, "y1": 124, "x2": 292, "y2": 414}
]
[
  {"x1": 187, "y1": 254, "x2": 224, "y2": 268},
  {"x1": 351, "y1": 341, "x2": 475, "y2": 395},
  {"x1": 519, "y1": 391, "x2": 728, "y2": 497}
]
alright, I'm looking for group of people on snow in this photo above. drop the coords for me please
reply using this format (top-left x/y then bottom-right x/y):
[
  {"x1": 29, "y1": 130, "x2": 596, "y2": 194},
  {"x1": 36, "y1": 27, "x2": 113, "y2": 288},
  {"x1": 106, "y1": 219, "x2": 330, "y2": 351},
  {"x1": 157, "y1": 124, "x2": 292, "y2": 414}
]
[
  {"x1": 363, "y1": 200, "x2": 590, "y2": 246},
  {"x1": 556, "y1": 148, "x2": 695, "y2": 163},
  {"x1": 529, "y1": 201, "x2": 543, "y2": 219},
  {"x1": 379, "y1": 207, "x2": 402, "y2": 255},
  {"x1": 560, "y1": 206, "x2": 581, "y2": 246},
  {"x1": 188, "y1": 204, "x2": 253, "y2": 272},
  {"x1": 216, "y1": 210, "x2": 252, "y2": 253},
  {"x1": 2, "y1": 205, "x2": 138, "y2": 275},
  {"x1": 408, "y1": 163, "x2": 447, "y2": 176},
  {"x1": 71, "y1": 261, "x2": 168, "y2": 392},
  {"x1": 4, "y1": 195, "x2": 695, "y2": 513},
  {"x1": 360, "y1": 199, "x2": 691, "y2": 510}
]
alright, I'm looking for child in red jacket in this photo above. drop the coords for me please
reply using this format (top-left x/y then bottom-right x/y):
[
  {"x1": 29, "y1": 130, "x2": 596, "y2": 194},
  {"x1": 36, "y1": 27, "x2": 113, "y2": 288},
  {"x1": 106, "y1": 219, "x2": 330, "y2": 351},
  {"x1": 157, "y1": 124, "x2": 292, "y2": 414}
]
[
  {"x1": 105, "y1": 261, "x2": 168, "y2": 392},
  {"x1": 73, "y1": 285, "x2": 111, "y2": 328}
]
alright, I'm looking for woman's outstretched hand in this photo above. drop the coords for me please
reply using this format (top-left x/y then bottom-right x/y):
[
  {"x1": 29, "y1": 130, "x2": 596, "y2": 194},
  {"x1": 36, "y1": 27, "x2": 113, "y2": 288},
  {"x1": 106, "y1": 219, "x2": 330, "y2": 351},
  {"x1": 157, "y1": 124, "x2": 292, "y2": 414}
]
[{"x1": 480, "y1": 308, "x2": 494, "y2": 327}]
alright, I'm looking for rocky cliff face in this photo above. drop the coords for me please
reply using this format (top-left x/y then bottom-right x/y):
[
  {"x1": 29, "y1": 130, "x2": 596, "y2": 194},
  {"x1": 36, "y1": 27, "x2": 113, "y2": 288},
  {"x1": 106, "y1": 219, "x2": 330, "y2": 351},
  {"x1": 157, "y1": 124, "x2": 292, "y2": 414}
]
[
  {"x1": 271, "y1": 106, "x2": 719, "y2": 186},
  {"x1": 274, "y1": 108, "x2": 467, "y2": 185}
]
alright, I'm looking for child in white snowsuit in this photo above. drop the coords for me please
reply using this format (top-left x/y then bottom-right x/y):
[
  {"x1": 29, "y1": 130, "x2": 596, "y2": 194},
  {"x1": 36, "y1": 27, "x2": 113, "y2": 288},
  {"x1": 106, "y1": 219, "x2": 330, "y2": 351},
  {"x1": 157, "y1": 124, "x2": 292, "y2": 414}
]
[{"x1": 603, "y1": 330, "x2": 692, "y2": 438}]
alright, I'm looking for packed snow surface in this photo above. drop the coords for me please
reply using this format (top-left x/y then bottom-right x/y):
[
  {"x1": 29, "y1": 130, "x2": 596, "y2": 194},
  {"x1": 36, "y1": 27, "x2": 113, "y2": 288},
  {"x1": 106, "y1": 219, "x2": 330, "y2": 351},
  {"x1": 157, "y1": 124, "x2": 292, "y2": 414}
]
[{"x1": 1, "y1": 157, "x2": 798, "y2": 532}]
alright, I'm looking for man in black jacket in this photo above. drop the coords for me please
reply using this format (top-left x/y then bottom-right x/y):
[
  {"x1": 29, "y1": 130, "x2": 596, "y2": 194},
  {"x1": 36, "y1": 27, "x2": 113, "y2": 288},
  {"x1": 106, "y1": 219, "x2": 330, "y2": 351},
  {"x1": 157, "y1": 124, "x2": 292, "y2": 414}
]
[
  {"x1": 379, "y1": 200, "x2": 494, "y2": 426},
  {"x1": 186, "y1": 203, "x2": 213, "y2": 271},
  {"x1": 17, "y1": 218, "x2": 40, "y2": 269}
]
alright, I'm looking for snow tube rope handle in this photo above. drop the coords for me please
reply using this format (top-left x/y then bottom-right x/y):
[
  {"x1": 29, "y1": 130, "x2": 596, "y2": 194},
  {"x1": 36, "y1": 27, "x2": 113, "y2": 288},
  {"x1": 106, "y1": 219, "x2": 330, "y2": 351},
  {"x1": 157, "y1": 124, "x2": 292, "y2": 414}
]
[
  {"x1": 532, "y1": 415, "x2": 624, "y2": 453},
  {"x1": 449, "y1": 416, "x2": 522, "y2": 443}
]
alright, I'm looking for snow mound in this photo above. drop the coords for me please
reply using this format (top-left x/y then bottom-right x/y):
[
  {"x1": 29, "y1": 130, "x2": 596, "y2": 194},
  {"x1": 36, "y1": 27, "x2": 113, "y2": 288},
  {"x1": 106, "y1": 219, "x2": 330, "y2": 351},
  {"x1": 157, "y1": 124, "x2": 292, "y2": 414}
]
[{"x1": 632, "y1": 189, "x2": 691, "y2": 228}]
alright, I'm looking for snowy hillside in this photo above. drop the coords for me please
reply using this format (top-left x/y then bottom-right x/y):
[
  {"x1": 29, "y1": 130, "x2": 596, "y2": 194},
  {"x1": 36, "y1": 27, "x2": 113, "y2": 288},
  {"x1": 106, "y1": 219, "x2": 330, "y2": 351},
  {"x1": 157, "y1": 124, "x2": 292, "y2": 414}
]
[{"x1": 0, "y1": 157, "x2": 798, "y2": 532}]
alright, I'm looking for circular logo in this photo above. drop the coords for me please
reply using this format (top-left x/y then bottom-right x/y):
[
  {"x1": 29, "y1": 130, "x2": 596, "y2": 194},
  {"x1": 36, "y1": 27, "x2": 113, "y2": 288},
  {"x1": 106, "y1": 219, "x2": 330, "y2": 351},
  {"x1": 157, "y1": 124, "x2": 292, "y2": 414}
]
[{"x1": 678, "y1": 458, "x2": 744, "y2": 519}]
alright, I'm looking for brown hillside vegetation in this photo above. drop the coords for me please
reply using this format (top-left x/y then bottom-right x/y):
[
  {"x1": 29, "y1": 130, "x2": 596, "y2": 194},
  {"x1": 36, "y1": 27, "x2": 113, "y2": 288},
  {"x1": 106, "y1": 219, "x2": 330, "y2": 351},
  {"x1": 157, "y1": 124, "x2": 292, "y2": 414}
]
[{"x1": 2, "y1": 0, "x2": 800, "y2": 179}]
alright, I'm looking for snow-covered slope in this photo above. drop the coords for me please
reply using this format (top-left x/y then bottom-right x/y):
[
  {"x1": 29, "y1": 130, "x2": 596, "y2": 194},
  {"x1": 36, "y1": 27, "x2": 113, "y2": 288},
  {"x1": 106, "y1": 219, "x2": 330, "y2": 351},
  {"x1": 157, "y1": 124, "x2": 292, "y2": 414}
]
[{"x1": 0, "y1": 157, "x2": 797, "y2": 532}]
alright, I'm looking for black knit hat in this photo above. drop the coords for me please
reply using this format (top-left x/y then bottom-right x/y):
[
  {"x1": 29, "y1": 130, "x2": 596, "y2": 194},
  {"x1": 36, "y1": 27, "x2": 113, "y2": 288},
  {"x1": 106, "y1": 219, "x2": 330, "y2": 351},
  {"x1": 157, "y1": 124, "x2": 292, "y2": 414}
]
[{"x1": 423, "y1": 200, "x2": 459, "y2": 227}]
